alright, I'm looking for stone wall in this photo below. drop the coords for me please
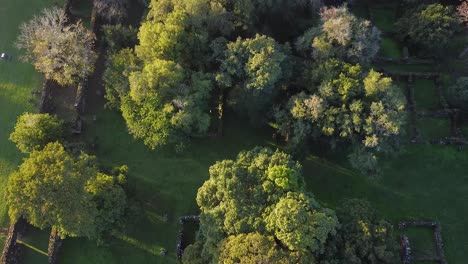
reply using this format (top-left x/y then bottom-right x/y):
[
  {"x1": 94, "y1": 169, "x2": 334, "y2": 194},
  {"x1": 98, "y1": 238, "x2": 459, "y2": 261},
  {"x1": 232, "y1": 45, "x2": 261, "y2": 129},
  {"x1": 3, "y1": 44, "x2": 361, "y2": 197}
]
[{"x1": 1, "y1": 219, "x2": 27, "y2": 264}]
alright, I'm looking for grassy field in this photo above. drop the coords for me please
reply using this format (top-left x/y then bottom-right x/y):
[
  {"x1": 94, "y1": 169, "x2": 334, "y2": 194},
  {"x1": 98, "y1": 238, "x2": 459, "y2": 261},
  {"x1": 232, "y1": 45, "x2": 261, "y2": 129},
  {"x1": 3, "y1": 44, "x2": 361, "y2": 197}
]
[
  {"x1": 413, "y1": 79, "x2": 438, "y2": 111},
  {"x1": 379, "y1": 37, "x2": 402, "y2": 59},
  {"x1": 0, "y1": 0, "x2": 65, "y2": 228},
  {"x1": 369, "y1": 2, "x2": 398, "y2": 33}
]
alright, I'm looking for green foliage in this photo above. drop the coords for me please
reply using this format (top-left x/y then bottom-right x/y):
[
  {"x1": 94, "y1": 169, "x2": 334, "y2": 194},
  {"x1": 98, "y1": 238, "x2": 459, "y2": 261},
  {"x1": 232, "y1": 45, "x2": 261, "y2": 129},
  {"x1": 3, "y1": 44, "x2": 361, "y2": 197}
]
[
  {"x1": 121, "y1": 59, "x2": 212, "y2": 149},
  {"x1": 103, "y1": 48, "x2": 141, "y2": 109},
  {"x1": 102, "y1": 24, "x2": 137, "y2": 53},
  {"x1": 9, "y1": 113, "x2": 63, "y2": 153},
  {"x1": 447, "y1": 77, "x2": 468, "y2": 110},
  {"x1": 6, "y1": 142, "x2": 126, "y2": 239},
  {"x1": 321, "y1": 199, "x2": 398, "y2": 264},
  {"x1": 395, "y1": 4, "x2": 460, "y2": 52},
  {"x1": 218, "y1": 34, "x2": 291, "y2": 121},
  {"x1": 187, "y1": 147, "x2": 337, "y2": 263},
  {"x1": 296, "y1": 6, "x2": 380, "y2": 64},
  {"x1": 266, "y1": 192, "x2": 338, "y2": 253},
  {"x1": 105, "y1": 1, "x2": 216, "y2": 150},
  {"x1": 218, "y1": 232, "x2": 317, "y2": 264},
  {"x1": 276, "y1": 60, "x2": 406, "y2": 173},
  {"x1": 136, "y1": 6, "x2": 210, "y2": 67}
]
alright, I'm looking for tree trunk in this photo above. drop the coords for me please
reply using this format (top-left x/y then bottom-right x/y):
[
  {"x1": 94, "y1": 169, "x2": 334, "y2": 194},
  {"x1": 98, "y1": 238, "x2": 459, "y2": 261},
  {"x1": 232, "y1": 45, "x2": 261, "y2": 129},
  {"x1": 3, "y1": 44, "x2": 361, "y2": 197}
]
[{"x1": 217, "y1": 89, "x2": 225, "y2": 136}]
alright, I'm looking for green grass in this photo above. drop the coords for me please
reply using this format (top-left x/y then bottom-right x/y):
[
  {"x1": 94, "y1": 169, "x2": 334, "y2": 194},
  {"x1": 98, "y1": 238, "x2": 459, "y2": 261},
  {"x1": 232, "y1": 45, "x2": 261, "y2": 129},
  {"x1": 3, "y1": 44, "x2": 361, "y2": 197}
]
[
  {"x1": 379, "y1": 37, "x2": 401, "y2": 59},
  {"x1": 413, "y1": 79, "x2": 438, "y2": 111},
  {"x1": 21, "y1": 227, "x2": 49, "y2": 264},
  {"x1": 0, "y1": 0, "x2": 65, "y2": 227},
  {"x1": 52, "y1": 109, "x2": 274, "y2": 264},
  {"x1": 304, "y1": 144, "x2": 468, "y2": 263},
  {"x1": 380, "y1": 64, "x2": 435, "y2": 73},
  {"x1": 417, "y1": 118, "x2": 450, "y2": 141},
  {"x1": 369, "y1": 2, "x2": 398, "y2": 32},
  {"x1": 404, "y1": 227, "x2": 437, "y2": 258}
]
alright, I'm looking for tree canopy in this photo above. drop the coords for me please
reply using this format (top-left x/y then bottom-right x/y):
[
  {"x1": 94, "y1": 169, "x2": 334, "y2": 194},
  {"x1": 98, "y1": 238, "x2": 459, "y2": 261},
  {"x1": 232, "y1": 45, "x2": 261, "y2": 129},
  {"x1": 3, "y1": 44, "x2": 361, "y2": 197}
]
[
  {"x1": 16, "y1": 7, "x2": 97, "y2": 86},
  {"x1": 321, "y1": 199, "x2": 398, "y2": 264},
  {"x1": 6, "y1": 142, "x2": 126, "y2": 239},
  {"x1": 9, "y1": 113, "x2": 63, "y2": 153},
  {"x1": 94, "y1": 0, "x2": 128, "y2": 21},
  {"x1": 104, "y1": 1, "x2": 216, "y2": 150},
  {"x1": 184, "y1": 147, "x2": 338, "y2": 263},
  {"x1": 275, "y1": 59, "x2": 406, "y2": 174},
  {"x1": 447, "y1": 77, "x2": 468, "y2": 110},
  {"x1": 217, "y1": 34, "x2": 291, "y2": 121},
  {"x1": 395, "y1": 3, "x2": 460, "y2": 51},
  {"x1": 296, "y1": 5, "x2": 381, "y2": 64}
]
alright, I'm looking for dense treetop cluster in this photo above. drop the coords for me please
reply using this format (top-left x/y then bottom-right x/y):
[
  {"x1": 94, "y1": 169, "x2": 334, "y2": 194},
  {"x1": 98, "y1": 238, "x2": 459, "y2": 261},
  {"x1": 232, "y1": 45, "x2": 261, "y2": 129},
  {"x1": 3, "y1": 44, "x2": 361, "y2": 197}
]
[{"x1": 183, "y1": 148, "x2": 397, "y2": 263}]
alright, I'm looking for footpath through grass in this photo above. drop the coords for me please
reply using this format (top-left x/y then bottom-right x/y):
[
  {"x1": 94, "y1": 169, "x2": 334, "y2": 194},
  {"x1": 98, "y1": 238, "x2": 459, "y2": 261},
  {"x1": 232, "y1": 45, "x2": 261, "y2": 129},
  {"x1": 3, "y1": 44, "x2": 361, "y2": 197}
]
[{"x1": 0, "y1": 0, "x2": 65, "y2": 228}]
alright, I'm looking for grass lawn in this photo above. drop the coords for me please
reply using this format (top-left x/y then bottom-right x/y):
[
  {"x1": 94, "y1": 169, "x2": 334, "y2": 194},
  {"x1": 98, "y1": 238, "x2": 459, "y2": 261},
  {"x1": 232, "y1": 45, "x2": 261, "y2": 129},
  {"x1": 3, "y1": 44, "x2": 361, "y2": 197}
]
[
  {"x1": 404, "y1": 227, "x2": 437, "y2": 259},
  {"x1": 0, "y1": 0, "x2": 65, "y2": 228},
  {"x1": 417, "y1": 118, "x2": 450, "y2": 141},
  {"x1": 380, "y1": 63, "x2": 435, "y2": 73},
  {"x1": 379, "y1": 37, "x2": 401, "y2": 59},
  {"x1": 304, "y1": 144, "x2": 468, "y2": 263},
  {"x1": 413, "y1": 79, "x2": 438, "y2": 111},
  {"x1": 369, "y1": 2, "x2": 398, "y2": 32},
  {"x1": 20, "y1": 226, "x2": 50, "y2": 263}
]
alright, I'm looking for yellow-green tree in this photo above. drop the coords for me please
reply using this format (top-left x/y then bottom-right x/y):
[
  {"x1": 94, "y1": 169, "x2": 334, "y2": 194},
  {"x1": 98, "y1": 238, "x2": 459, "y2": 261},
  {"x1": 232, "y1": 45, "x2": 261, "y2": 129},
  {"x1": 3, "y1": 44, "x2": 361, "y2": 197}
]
[
  {"x1": 6, "y1": 142, "x2": 126, "y2": 239},
  {"x1": 9, "y1": 113, "x2": 63, "y2": 153}
]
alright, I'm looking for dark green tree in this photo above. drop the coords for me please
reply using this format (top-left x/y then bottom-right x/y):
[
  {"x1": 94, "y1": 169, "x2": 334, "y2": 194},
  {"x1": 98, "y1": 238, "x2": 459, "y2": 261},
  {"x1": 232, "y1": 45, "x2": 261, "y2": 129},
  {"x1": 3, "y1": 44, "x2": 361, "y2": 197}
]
[
  {"x1": 217, "y1": 34, "x2": 291, "y2": 122},
  {"x1": 321, "y1": 199, "x2": 398, "y2": 264},
  {"x1": 395, "y1": 3, "x2": 460, "y2": 52}
]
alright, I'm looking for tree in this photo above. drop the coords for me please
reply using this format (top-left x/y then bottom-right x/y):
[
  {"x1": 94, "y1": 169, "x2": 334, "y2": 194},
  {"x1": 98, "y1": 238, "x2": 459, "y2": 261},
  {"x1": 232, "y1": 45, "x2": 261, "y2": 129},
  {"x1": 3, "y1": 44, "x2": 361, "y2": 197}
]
[
  {"x1": 395, "y1": 4, "x2": 459, "y2": 52},
  {"x1": 101, "y1": 24, "x2": 137, "y2": 53},
  {"x1": 6, "y1": 142, "x2": 126, "y2": 239},
  {"x1": 103, "y1": 48, "x2": 141, "y2": 109},
  {"x1": 321, "y1": 199, "x2": 398, "y2": 264},
  {"x1": 458, "y1": 1, "x2": 468, "y2": 26},
  {"x1": 16, "y1": 7, "x2": 97, "y2": 86},
  {"x1": 136, "y1": 6, "x2": 209, "y2": 67},
  {"x1": 217, "y1": 34, "x2": 291, "y2": 122},
  {"x1": 296, "y1": 5, "x2": 380, "y2": 64},
  {"x1": 9, "y1": 113, "x2": 63, "y2": 153},
  {"x1": 94, "y1": 0, "x2": 128, "y2": 22},
  {"x1": 447, "y1": 77, "x2": 468, "y2": 110},
  {"x1": 184, "y1": 147, "x2": 338, "y2": 263},
  {"x1": 275, "y1": 60, "x2": 406, "y2": 174},
  {"x1": 121, "y1": 60, "x2": 212, "y2": 150}
]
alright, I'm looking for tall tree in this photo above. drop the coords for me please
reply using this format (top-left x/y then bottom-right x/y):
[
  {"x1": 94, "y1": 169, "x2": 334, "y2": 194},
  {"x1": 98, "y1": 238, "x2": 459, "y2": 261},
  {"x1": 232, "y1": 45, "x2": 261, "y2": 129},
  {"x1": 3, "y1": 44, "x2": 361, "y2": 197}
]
[
  {"x1": 217, "y1": 34, "x2": 291, "y2": 122},
  {"x1": 296, "y1": 5, "x2": 380, "y2": 64},
  {"x1": 275, "y1": 59, "x2": 406, "y2": 175},
  {"x1": 6, "y1": 142, "x2": 126, "y2": 239},
  {"x1": 9, "y1": 113, "x2": 63, "y2": 153},
  {"x1": 321, "y1": 199, "x2": 398, "y2": 264},
  {"x1": 395, "y1": 3, "x2": 459, "y2": 52},
  {"x1": 184, "y1": 147, "x2": 338, "y2": 263},
  {"x1": 16, "y1": 7, "x2": 97, "y2": 86}
]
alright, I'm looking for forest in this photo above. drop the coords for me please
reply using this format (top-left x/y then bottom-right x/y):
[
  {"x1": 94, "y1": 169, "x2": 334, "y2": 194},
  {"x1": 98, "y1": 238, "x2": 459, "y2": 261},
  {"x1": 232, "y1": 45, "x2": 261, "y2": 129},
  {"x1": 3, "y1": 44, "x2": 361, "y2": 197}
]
[{"x1": 0, "y1": 0, "x2": 467, "y2": 263}]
